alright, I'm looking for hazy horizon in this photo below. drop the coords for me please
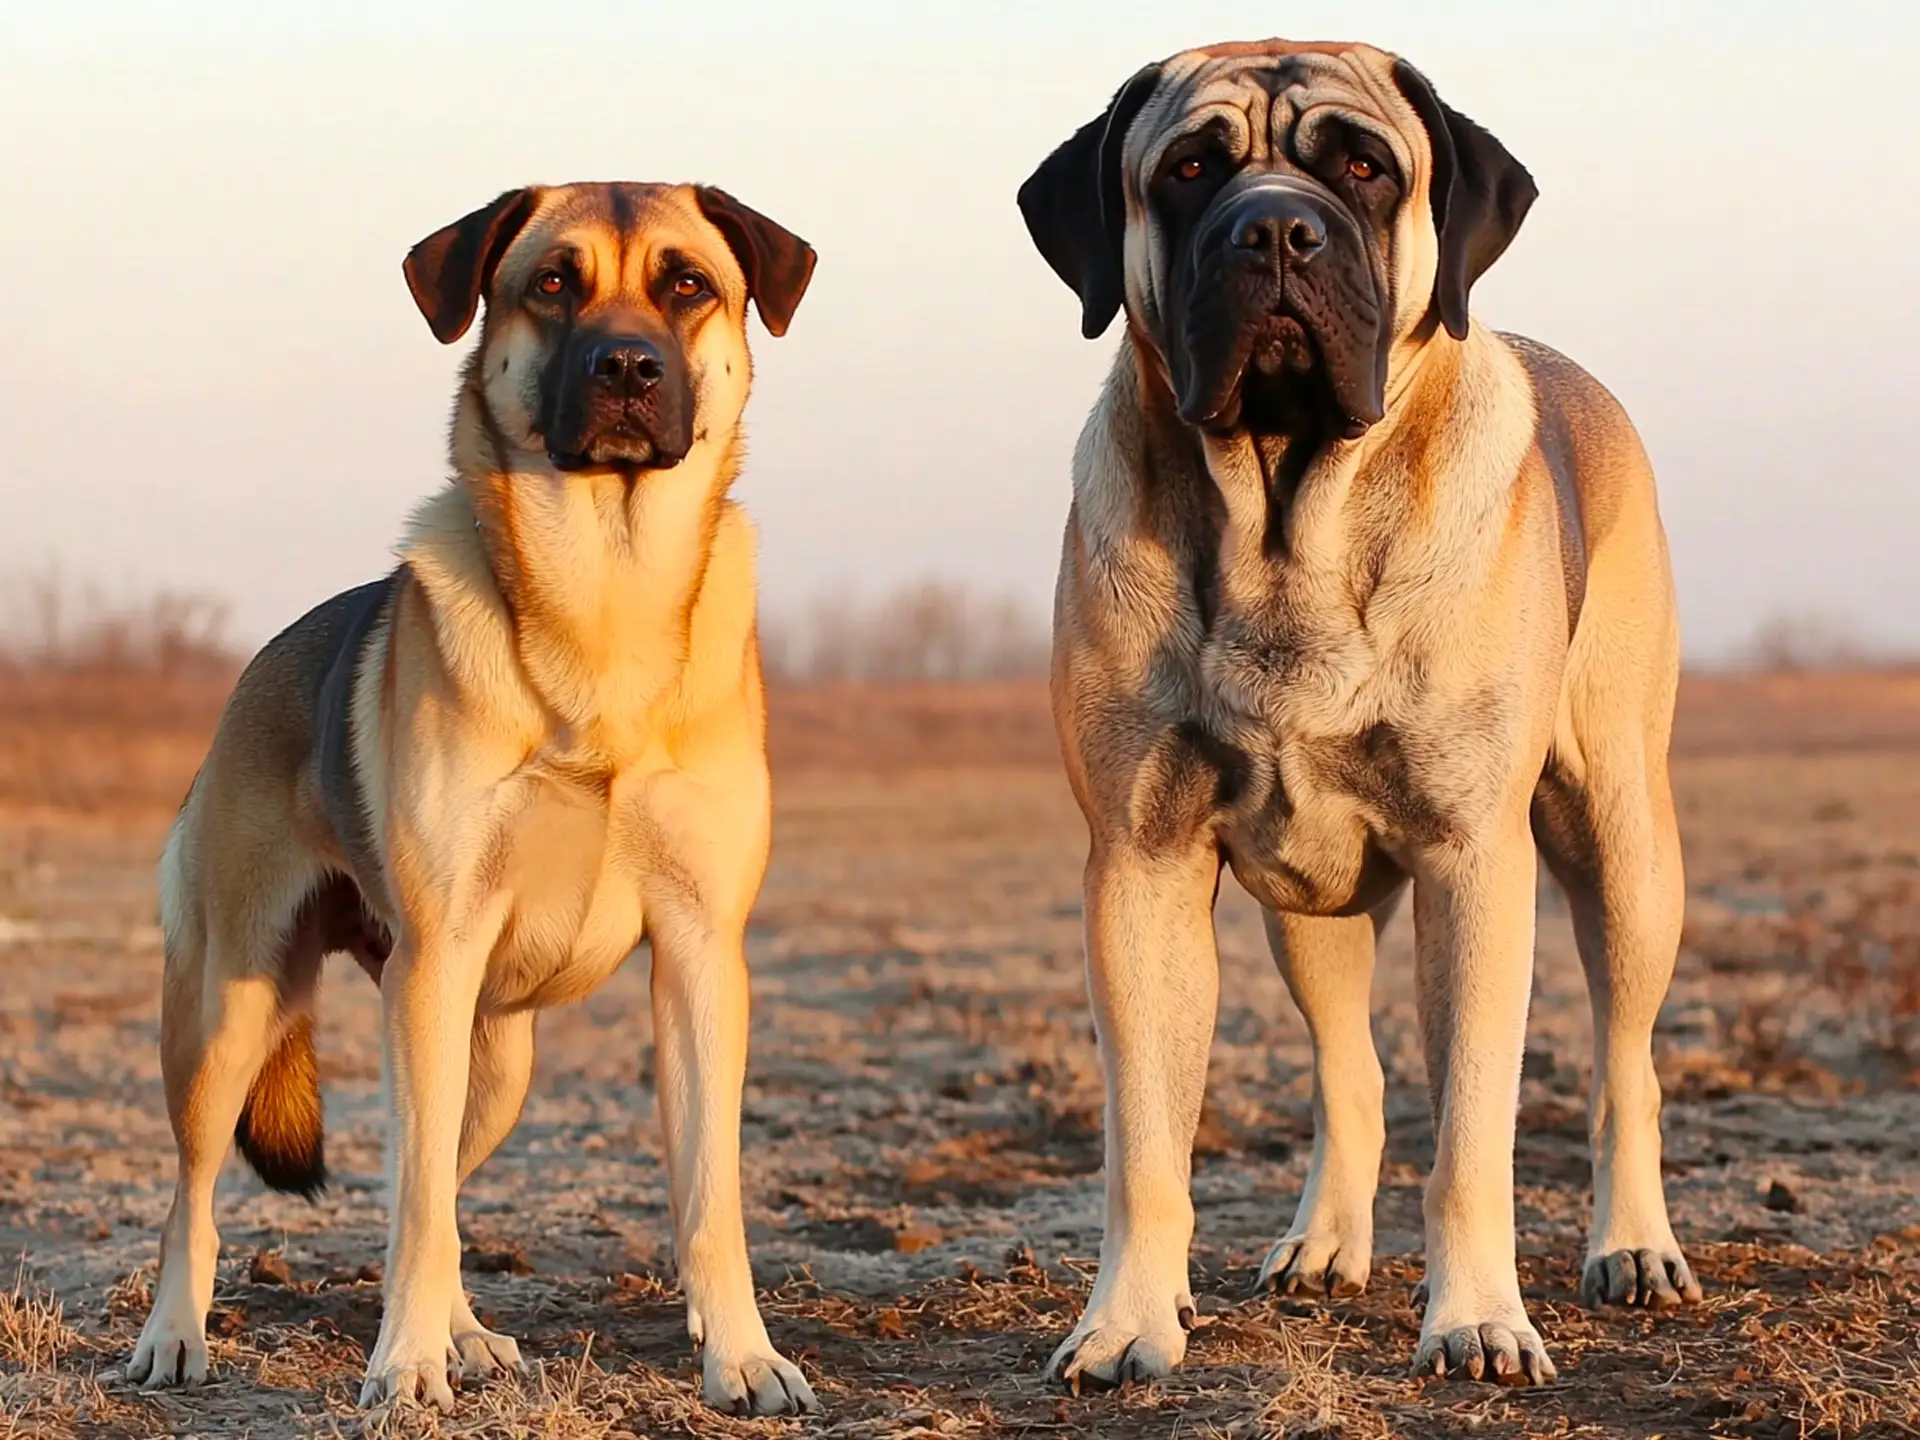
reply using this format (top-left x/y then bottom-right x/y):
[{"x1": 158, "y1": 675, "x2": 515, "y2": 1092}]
[{"x1": 4, "y1": 1, "x2": 1916, "y2": 663}]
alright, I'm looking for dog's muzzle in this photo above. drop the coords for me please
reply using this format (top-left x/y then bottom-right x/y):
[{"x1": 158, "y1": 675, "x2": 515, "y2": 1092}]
[
  {"x1": 1177, "y1": 179, "x2": 1386, "y2": 440},
  {"x1": 545, "y1": 329, "x2": 695, "y2": 472}
]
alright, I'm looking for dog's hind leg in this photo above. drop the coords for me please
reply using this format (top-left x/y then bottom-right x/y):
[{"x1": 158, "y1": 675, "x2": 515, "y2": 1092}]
[
  {"x1": 131, "y1": 841, "x2": 322, "y2": 1390},
  {"x1": 1536, "y1": 732, "x2": 1699, "y2": 1310},
  {"x1": 448, "y1": 1010, "x2": 536, "y2": 1377},
  {"x1": 1255, "y1": 891, "x2": 1402, "y2": 1299}
]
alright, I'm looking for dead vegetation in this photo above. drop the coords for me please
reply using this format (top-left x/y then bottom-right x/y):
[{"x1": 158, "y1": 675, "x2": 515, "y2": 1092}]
[
  {"x1": 760, "y1": 582, "x2": 1048, "y2": 685},
  {"x1": 1, "y1": 1265, "x2": 78, "y2": 1375},
  {"x1": 0, "y1": 575, "x2": 239, "y2": 815}
]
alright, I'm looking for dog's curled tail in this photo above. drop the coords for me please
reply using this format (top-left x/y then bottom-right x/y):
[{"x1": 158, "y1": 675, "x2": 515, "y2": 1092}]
[{"x1": 234, "y1": 1015, "x2": 327, "y2": 1199}]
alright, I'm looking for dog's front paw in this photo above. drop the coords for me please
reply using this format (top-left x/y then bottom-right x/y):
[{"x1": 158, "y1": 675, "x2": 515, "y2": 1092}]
[
  {"x1": 1046, "y1": 1290, "x2": 1197, "y2": 1393},
  {"x1": 1413, "y1": 1313, "x2": 1556, "y2": 1386},
  {"x1": 1256, "y1": 1222, "x2": 1371, "y2": 1299},
  {"x1": 452, "y1": 1322, "x2": 527, "y2": 1379},
  {"x1": 701, "y1": 1343, "x2": 818, "y2": 1416},
  {"x1": 1581, "y1": 1244, "x2": 1701, "y2": 1310},
  {"x1": 360, "y1": 1329, "x2": 458, "y2": 1411},
  {"x1": 128, "y1": 1309, "x2": 210, "y2": 1390}
]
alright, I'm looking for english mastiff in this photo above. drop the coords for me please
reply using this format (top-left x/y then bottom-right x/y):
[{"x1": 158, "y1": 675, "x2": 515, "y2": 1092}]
[
  {"x1": 1018, "y1": 39, "x2": 1697, "y2": 1387},
  {"x1": 128, "y1": 182, "x2": 819, "y2": 1415}
]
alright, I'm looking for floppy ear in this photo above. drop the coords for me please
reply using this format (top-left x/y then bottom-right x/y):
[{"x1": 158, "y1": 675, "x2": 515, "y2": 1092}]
[
  {"x1": 1016, "y1": 64, "x2": 1162, "y2": 339},
  {"x1": 693, "y1": 187, "x2": 818, "y2": 338},
  {"x1": 1391, "y1": 59, "x2": 1537, "y2": 342},
  {"x1": 403, "y1": 188, "x2": 541, "y2": 345}
]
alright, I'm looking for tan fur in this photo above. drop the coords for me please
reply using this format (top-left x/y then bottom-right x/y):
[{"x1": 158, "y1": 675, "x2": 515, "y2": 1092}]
[
  {"x1": 1030, "y1": 41, "x2": 1698, "y2": 1391},
  {"x1": 233, "y1": 1015, "x2": 324, "y2": 1193},
  {"x1": 129, "y1": 183, "x2": 818, "y2": 1416}
]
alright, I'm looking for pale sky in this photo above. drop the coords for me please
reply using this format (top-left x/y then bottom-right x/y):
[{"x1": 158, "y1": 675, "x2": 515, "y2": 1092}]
[{"x1": 3, "y1": 0, "x2": 1915, "y2": 661}]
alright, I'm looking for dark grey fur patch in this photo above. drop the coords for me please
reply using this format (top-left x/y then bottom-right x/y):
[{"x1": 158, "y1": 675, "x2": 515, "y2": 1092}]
[
  {"x1": 312, "y1": 569, "x2": 402, "y2": 914},
  {"x1": 1304, "y1": 721, "x2": 1456, "y2": 849},
  {"x1": 1173, "y1": 718, "x2": 1252, "y2": 807},
  {"x1": 1530, "y1": 753, "x2": 1599, "y2": 890},
  {"x1": 1535, "y1": 396, "x2": 1588, "y2": 638}
]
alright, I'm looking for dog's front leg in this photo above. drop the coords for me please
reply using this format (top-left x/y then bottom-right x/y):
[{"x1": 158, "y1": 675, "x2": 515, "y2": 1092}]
[
  {"x1": 1409, "y1": 820, "x2": 1556, "y2": 1385},
  {"x1": 1047, "y1": 839, "x2": 1220, "y2": 1391},
  {"x1": 361, "y1": 896, "x2": 507, "y2": 1410},
  {"x1": 649, "y1": 907, "x2": 816, "y2": 1416}
]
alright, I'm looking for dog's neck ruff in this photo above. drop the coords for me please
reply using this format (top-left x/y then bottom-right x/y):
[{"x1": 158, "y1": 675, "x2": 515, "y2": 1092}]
[{"x1": 398, "y1": 424, "x2": 752, "y2": 766}]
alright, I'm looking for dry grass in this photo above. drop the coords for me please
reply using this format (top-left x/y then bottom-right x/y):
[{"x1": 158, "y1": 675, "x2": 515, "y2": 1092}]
[
  {"x1": 1674, "y1": 669, "x2": 1920, "y2": 758},
  {"x1": 0, "y1": 1266, "x2": 78, "y2": 1374},
  {"x1": 1252, "y1": 1325, "x2": 1394, "y2": 1439},
  {"x1": 4, "y1": 597, "x2": 1918, "y2": 813},
  {"x1": 0, "y1": 1266, "x2": 118, "y2": 1440}
]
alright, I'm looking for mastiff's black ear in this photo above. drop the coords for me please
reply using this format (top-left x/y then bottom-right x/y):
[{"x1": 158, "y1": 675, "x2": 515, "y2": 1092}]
[
  {"x1": 694, "y1": 187, "x2": 818, "y2": 338},
  {"x1": 403, "y1": 188, "x2": 541, "y2": 345},
  {"x1": 1391, "y1": 59, "x2": 1537, "y2": 341},
  {"x1": 1017, "y1": 64, "x2": 1162, "y2": 339}
]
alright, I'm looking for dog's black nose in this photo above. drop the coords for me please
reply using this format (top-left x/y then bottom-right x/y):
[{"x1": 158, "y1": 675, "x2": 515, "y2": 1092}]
[
  {"x1": 1228, "y1": 193, "x2": 1327, "y2": 263},
  {"x1": 585, "y1": 337, "x2": 667, "y2": 394}
]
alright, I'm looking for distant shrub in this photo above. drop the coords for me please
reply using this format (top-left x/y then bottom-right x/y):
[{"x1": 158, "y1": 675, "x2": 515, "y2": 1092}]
[
  {"x1": 0, "y1": 570, "x2": 239, "y2": 682},
  {"x1": 762, "y1": 580, "x2": 1048, "y2": 683}
]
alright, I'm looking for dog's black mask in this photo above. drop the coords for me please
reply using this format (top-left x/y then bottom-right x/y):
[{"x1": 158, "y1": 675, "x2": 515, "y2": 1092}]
[
  {"x1": 1162, "y1": 166, "x2": 1391, "y2": 440},
  {"x1": 538, "y1": 323, "x2": 695, "y2": 472}
]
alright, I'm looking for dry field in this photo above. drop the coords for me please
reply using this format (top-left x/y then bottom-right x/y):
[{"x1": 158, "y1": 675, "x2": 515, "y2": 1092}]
[{"x1": 2, "y1": 671, "x2": 1917, "y2": 1438}]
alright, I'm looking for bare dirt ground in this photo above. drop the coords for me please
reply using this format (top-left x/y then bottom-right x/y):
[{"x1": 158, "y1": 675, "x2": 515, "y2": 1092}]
[{"x1": 2, "y1": 674, "x2": 1917, "y2": 1438}]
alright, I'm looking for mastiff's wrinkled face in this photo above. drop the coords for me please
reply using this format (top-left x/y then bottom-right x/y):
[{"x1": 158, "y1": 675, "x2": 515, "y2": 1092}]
[
  {"x1": 1019, "y1": 41, "x2": 1535, "y2": 441},
  {"x1": 403, "y1": 183, "x2": 815, "y2": 473}
]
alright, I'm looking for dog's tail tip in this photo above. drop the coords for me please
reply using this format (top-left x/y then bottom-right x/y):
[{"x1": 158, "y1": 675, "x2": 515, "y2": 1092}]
[{"x1": 234, "y1": 1014, "x2": 328, "y2": 1201}]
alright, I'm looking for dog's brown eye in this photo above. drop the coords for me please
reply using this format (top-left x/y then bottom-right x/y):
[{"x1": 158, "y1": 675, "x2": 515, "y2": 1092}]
[
  {"x1": 1347, "y1": 157, "x2": 1378, "y2": 181},
  {"x1": 533, "y1": 270, "x2": 566, "y2": 297},
  {"x1": 672, "y1": 273, "x2": 709, "y2": 299},
  {"x1": 1175, "y1": 156, "x2": 1207, "y2": 182}
]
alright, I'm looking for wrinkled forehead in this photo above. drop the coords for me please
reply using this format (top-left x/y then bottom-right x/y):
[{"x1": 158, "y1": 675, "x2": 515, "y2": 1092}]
[
  {"x1": 498, "y1": 183, "x2": 736, "y2": 290},
  {"x1": 1128, "y1": 41, "x2": 1420, "y2": 176}
]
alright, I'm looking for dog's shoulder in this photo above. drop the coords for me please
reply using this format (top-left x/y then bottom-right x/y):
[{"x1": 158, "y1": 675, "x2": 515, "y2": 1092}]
[
  {"x1": 1500, "y1": 333, "x2": 1637, "y2": 451},
  {"x1": 1498, "y1": 331, "x2": 1652, "y2": 559},
  {"x1": 215, "y1": 573, "x2": 401, "y2": 750},
  {"x1": 392, "y1": 484, "x2": 525, "y2": 702}
]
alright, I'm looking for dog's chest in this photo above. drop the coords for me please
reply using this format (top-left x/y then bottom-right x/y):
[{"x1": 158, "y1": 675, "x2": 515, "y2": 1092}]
[
  {"x1": 1172, "y1": 598, "x2": 1450, "y2": 917},
  {"x1": 1201, "y1": 714, "x2": 1425, "y2": 918},
  {"x1": 478, "y1": 763, "x2": 645, "y2": 1012}
]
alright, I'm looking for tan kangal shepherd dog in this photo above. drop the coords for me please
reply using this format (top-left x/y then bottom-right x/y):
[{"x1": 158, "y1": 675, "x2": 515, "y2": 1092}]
[
  {"x1": 1018, "y1": 41, "x2": 1697, "y2": 1389},
  {"x1": 128, "y1": 182, "x2": 819, "y2": 1415}
]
